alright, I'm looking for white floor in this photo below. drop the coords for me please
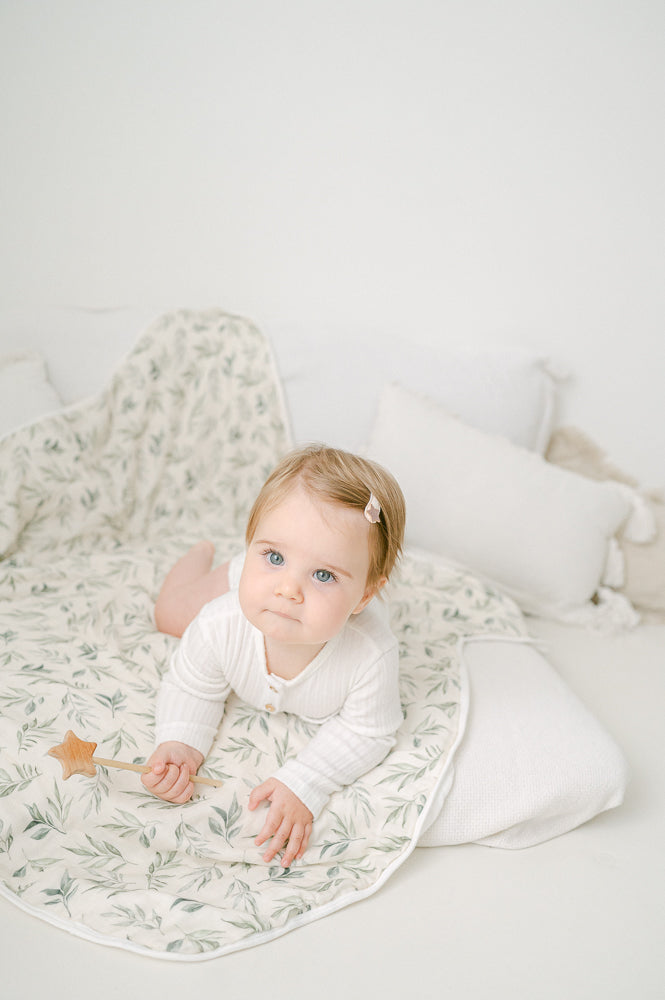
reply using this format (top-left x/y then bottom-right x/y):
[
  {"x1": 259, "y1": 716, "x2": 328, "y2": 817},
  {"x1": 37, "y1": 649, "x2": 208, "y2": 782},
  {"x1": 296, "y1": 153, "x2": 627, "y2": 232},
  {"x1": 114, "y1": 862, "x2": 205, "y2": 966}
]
[{"x1": 3, "y1": 619, "x2": 664, "y2": 1000}]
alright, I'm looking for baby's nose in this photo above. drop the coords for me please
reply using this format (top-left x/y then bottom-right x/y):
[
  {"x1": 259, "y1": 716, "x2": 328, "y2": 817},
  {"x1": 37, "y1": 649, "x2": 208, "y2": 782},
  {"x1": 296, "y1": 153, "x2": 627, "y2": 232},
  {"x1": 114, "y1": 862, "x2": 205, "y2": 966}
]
[{"x1": 275, "y1": 574, "x2": 303, "y2": 602}]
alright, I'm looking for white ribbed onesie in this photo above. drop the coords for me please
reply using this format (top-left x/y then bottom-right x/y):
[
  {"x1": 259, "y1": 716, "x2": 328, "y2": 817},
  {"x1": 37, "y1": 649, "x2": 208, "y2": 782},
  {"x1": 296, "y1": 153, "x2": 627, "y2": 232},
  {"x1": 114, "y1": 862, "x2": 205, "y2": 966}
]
[{"x1": 155, "y1": 554, "x2": 403, "y2": 817}]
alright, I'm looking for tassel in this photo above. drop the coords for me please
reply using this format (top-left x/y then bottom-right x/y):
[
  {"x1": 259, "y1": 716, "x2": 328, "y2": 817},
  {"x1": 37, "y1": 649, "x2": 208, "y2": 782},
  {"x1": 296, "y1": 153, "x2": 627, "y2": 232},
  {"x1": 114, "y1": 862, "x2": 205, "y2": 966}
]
[
  {"x1": 560, "y1": 587, "x2": 640, "y2": 632},
  {"x1": 617, "y1": 486, "x2": 657, "y2": 544},
  {"x1": 601, "y1": 537, "x2": 625, "y2": 588}
]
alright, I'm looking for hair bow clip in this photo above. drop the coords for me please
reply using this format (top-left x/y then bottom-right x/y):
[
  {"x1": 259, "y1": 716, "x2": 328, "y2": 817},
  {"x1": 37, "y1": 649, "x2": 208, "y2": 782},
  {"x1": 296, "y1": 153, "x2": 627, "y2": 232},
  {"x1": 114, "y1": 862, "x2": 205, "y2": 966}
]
[{"x1": 364, "y1": 492, "x2": 381, "y2": 524}]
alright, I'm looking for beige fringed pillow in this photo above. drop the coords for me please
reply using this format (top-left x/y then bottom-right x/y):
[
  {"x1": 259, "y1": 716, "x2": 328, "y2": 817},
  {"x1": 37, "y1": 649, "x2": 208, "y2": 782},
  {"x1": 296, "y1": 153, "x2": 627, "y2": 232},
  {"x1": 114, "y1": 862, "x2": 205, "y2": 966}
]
[{"x1": 547, "y1": 427, "x2": 665, "y2": 622}]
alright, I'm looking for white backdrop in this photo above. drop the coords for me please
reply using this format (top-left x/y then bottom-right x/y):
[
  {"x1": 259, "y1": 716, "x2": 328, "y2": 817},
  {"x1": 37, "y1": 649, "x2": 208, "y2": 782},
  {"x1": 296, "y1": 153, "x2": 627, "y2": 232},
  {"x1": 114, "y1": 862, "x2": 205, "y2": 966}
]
[{"x1": 1, "y1": 0, "x2": 663, "y2": 484}]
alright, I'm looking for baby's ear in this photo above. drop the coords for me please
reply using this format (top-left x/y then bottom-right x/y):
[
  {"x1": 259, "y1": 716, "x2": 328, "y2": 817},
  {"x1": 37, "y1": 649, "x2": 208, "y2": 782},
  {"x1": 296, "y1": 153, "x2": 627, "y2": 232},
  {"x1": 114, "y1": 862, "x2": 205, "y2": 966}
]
[{"x1": 352, "y1": 577, "x2": 387, "y2": 614}]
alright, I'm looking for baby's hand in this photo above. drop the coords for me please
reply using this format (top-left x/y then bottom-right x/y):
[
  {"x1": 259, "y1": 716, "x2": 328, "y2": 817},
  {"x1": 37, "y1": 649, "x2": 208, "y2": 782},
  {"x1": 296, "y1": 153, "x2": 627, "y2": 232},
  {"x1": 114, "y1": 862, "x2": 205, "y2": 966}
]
[
  {"x1": 248, "y1": 778, "x2": 313, "y2": 868},
  {"x1": 141, "y1": 741, "x2": 204, "y2": 803}
]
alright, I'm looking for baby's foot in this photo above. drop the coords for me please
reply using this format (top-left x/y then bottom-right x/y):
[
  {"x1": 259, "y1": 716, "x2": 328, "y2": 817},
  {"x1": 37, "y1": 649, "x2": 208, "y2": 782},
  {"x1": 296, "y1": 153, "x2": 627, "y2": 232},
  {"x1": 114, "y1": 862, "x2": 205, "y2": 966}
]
[{"x1": 190, "y1": 539, "x2": 215, "y2": 563}]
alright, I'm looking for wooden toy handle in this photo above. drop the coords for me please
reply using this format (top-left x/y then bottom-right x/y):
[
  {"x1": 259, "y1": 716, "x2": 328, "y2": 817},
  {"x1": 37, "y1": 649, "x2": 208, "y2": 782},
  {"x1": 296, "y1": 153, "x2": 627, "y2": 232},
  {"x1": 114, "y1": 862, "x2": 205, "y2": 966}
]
[
  {"x1": 92, "y1": 756, "x2": 223, "y2": 787},
  {"x1": 48, "y1": 731, "x2": 224, "y2": 789}
]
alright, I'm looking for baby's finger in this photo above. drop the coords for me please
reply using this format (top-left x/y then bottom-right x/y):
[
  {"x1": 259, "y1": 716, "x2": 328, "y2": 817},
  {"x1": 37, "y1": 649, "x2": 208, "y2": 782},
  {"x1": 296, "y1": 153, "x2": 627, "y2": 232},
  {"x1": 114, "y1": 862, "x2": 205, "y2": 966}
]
[
  {"x1": 164, "y1": 763, "x2": 195, "y2": 803},
  {"x1": 261, "y1": 820, "x2": 292, "y2": 863},
  {"x1": 280, "y1": 824, "x2": 305, "y2": 869},
  {"x1": 295, "y1": 823, "x2": 313, "y2": 861},
  {"x1": 144, "y1": 763, "x2": 193, "y2": 802},
  {"x1": 254, "y1": 807, "x2": 281, "y2": 848},
  {"x1": 141, "y1": 761, "x2": 173, "y2": 791},
  {"x1": 248, "y1": 779, "x2": 274, "y2": 811}
]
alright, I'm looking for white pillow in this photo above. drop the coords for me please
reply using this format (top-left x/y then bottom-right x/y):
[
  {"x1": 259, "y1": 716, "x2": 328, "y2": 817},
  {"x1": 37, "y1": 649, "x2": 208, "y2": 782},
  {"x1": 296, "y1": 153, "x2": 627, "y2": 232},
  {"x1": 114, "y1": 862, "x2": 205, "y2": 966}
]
[
  {"x1": 0, "y1": 352, "x2": 63, "y2": 438},
  {"x1": 367, "y1": 382, "x2": 634, "y2": 622},
  {"x1": 418, "y1": 639, "x2": 629, "y2": 848}
]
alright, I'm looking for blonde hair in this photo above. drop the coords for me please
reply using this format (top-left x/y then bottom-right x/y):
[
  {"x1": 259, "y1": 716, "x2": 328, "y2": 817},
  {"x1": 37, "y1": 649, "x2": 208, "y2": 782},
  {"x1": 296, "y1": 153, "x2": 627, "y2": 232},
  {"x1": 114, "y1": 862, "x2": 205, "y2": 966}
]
[{"x1": 245, "y1": 444, "x2": 406, "y2": 591}]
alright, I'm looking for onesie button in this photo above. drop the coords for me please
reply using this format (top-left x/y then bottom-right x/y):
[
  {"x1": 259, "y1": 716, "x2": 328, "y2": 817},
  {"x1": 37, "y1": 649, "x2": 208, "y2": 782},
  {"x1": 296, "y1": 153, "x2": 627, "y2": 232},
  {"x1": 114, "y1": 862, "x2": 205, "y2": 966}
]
[{"x1": 265, "y1": 703, "x2": 275, "y2": 712}]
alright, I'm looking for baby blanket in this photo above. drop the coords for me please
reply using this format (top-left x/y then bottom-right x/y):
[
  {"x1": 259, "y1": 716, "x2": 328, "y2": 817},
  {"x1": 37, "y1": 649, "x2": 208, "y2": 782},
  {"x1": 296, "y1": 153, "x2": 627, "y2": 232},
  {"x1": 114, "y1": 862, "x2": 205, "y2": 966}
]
[{"x1": 0, "y1": 309, "x2": 526, "y2": 959}]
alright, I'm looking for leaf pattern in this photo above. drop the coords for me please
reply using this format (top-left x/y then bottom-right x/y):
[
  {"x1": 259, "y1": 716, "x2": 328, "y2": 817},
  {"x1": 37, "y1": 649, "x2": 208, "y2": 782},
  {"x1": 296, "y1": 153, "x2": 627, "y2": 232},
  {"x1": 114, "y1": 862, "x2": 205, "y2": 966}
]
[{"x1": 0, "y1": 309, "x2": 526, "y2": 958}]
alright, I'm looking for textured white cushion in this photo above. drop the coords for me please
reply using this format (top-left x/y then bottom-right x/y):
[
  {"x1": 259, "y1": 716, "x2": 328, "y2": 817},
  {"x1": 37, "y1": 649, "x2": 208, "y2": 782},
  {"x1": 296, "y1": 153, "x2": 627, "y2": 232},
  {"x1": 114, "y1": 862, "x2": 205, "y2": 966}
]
[
  {"x1": 0, "y1": 352, "x2": 63, "y2": 438},
  {"x1": 265, "y1": 322, "x2": 562, "y2": 454},
  {"x1": 394, "y1": 345, "x2": 562, "y2": 454},
  {"x1": 367, "y1": 382, "x2": 634, "y2": 622},
  {"x1": 419, "y1": 639, "x2": 629, "y2": 849}
]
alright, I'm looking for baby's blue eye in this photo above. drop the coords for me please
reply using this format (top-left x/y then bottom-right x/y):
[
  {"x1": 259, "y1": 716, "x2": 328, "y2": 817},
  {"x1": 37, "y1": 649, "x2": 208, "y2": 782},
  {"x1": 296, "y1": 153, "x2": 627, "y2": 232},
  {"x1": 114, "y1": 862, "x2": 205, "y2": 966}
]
[
  {"x1": 314, "y1": 569, "x2": 333, "y2": 583},
  {"x1": 267, "y1": 551, "x2": 284, "y2": 566}
]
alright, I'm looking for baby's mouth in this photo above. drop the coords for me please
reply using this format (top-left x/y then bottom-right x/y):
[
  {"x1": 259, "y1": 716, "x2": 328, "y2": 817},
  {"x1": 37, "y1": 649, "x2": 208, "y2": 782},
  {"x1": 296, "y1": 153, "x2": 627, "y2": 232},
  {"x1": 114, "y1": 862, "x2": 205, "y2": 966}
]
[{"x1": 267, "y1": 608, "x2": 299, "y2": 621}]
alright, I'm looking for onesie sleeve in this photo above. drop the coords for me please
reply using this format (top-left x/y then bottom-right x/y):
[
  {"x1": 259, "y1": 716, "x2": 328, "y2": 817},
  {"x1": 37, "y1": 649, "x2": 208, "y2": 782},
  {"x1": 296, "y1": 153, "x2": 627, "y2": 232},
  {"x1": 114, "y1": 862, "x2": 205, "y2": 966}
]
[
  {"x1": 272, "y1": 642, "x2": 403, "y2": 818},
  {"x1": 155, "y1": 602, "x2": 232, "y2": 756}
]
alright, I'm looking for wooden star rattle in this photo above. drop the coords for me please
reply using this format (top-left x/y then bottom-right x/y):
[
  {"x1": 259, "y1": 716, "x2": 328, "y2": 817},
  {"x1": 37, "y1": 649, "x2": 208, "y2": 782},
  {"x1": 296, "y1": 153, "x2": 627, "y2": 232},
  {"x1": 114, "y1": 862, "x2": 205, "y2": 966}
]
[{"x1": 48, "y1": 730, "x2": 222, "y2": 787}]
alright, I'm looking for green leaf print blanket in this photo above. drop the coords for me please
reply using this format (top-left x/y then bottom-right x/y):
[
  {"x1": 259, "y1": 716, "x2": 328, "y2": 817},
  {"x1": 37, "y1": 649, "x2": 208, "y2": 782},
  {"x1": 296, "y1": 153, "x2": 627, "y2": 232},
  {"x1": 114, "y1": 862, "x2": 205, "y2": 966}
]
[{"x1": 0, "y1": 309, "x2": 526, "y2": 959}]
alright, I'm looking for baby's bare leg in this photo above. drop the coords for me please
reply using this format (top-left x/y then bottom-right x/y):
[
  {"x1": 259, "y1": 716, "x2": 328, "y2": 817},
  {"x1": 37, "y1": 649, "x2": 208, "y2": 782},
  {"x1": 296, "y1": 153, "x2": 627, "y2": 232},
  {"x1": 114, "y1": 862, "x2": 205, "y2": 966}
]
[{"x1": 154, "y1": 541, "x2": 230, "y2": 637}]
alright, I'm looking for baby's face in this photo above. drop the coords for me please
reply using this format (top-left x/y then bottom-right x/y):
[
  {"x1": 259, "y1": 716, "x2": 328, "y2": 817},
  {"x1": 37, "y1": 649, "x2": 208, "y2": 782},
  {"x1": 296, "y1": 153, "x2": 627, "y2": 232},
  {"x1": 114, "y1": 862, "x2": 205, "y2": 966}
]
[{"x1": 239, "y1": 486, "x2": 375, "y2": 658}]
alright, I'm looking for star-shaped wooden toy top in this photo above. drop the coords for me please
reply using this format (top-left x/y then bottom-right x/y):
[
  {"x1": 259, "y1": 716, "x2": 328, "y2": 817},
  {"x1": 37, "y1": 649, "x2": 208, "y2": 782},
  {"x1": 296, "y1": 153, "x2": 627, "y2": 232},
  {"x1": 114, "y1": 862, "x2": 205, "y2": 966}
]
[{"x1": 48, "y1": 730, "x2": 99, "y2": 779}]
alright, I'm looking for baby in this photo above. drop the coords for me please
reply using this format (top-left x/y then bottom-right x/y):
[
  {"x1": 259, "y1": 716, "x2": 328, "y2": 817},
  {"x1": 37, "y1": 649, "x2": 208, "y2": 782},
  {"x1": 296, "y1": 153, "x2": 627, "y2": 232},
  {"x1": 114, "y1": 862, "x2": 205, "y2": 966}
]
[{"x1": 143, "y1": 444, "x2": 406, "y2": 867}]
